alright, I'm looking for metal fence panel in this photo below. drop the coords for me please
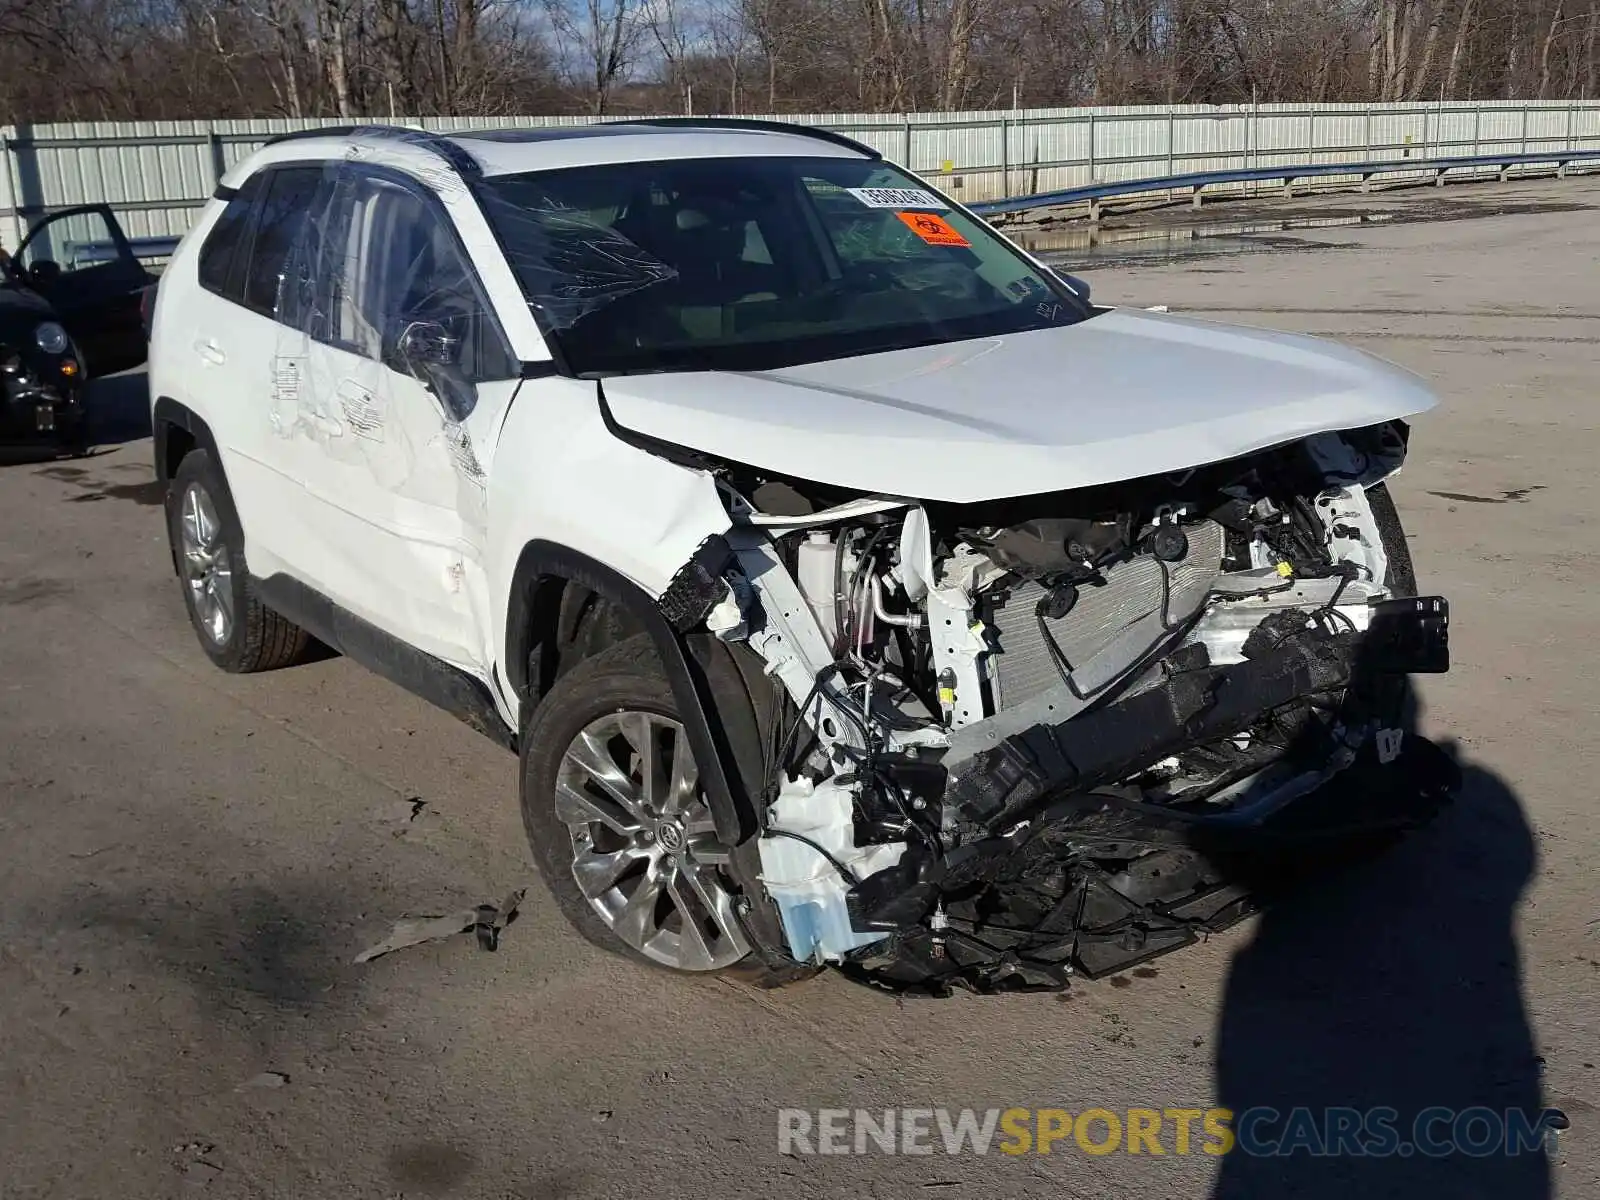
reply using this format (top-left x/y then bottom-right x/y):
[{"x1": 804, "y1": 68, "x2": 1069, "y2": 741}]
[{"x1": 5, "y1": 100, "x2": 1600, "y2": 250}]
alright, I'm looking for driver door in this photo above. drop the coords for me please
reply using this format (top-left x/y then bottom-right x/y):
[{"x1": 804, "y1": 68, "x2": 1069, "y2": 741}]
[
  {"x1": 273, "y1": 166, "x2": 522, "y2": 673},
  {"x1": 15, "y1": 204, "x2": 154, "y2": 376}
]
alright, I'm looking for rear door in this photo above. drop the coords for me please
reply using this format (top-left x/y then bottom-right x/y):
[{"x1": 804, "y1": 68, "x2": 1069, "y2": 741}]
[
  {"x1": 169, "y1": 165, "x2": 338, "y2": 582},
  {"x1": 15, "y1": 204, "x2": 155, "y2": 375}
]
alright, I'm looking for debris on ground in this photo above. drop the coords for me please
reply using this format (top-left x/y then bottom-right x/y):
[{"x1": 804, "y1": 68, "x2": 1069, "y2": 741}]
[
  {"x1": 171, "y1": 1142, "x2": 224, "y2": 1186},
  {"x1": 377, "y1": 795, "x2": 432, "y2": 836},
  {"x1": 239, "y1": 1071, "x2": 288, "y2": 1090},
  {"x1": 68, "y1": 844, "x2": 120, "y2": 860},
  {"x1": 180, "y1": 1159, "x2": 224, "y2": 1186},
  {"x1": 353, "y1": 889, "x2": 525, "y2": 964}
]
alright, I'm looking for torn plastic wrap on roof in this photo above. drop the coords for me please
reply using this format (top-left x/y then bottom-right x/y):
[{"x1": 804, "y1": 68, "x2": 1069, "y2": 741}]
[{"x1": 341, "y1": 134, "x2": 474, "y2": 204}]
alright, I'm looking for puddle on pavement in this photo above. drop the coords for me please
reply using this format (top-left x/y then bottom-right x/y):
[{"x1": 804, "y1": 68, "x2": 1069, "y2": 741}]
[
  {"x1": 1428, "y1": 485, "x2": 1546, "y2": 505},
  {"x1": 33, "y1": 462, "x2": 164, "y2": 505},
  {"x1": 67, "y1": 480, "x2": 164, "y2": 505},
  {"x1": 1017, "y1": 212, "x2": 1396, "y2": 268}
]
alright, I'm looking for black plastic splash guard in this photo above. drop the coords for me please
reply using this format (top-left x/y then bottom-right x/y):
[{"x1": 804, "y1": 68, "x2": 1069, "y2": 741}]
[
  {"x1": 836, "y1": 595, "x2": 1457, "y2": 995},
  {"x1": 842, "y1": 734, "x2": 1460, "y2": 995}
]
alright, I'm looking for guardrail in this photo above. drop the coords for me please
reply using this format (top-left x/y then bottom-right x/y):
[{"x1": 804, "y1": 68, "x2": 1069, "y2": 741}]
[
  {"x1": 66, "y1": 236, "x2": 181, "y2": 267},
  {"x1": 968, "y1": 147, "x2": 1600, "y2": 218},
  {"x1": 20, "y1": 147, "x2": 1600, "y2": 268}
]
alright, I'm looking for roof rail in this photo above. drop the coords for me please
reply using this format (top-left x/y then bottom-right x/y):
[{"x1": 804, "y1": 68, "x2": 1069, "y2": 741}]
[
  {"x1": 606, "y1": 117, "x2": 882, "y2": 160},
  {"x1": 260, "y1": 124, "x2": 482, "y2": 177}
]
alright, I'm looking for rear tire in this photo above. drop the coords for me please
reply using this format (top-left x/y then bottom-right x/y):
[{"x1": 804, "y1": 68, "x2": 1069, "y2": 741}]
[{"x1": 165, "y1": 450, "x2": 310, "y2": 673}]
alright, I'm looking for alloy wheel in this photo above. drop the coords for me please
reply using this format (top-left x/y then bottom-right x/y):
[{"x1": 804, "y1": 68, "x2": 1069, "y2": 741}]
[
  {"x1": 556, "y1": 711, "x2": 750, "y2": 971},
  {"x1": 179, "y1": 482, "x2": 234, "y2": 645}
]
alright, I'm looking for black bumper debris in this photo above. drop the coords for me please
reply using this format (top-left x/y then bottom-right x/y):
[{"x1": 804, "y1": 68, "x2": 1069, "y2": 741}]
[
  {"x1": 844, "y1": 735, "x2": 1459, "y2": 995},
  {"x1": 838, "y1": 599, "x2": 1456, "y2": 995},
  {"x1": 945, "y1": 599, "x2": 1448, "y2": 835}
]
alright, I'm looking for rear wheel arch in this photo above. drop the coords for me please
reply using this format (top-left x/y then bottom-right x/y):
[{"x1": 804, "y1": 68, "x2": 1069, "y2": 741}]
[
  {"x1": 152, "y1": 396, "x2": 218, "y2": 486},
  {"x1": 166, "y1": 448, "x2": 310, "y2": 673},
  {"x1": 154, "y1": 398, "x2": 228, "y2": 579}
]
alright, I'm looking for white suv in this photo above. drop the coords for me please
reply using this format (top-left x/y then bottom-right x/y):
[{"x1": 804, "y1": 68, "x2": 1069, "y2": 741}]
[{"x1": 148, "y1": 120, "x2": 1456, "y2": 994}]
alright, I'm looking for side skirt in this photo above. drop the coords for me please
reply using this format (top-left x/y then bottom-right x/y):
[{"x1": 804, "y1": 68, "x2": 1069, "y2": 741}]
[{"x1": 256, "y1": 573, "x2": 517, "y2": 754}]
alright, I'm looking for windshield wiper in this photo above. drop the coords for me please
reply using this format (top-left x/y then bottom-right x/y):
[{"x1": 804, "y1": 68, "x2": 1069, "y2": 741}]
[{"x1": 581, "y1": 364, "x2": 709, "y2": 379}]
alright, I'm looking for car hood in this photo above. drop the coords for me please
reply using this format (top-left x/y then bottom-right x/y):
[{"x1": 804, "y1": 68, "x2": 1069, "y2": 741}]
[
  {"x1": 0, "y1": 285, "x2": 54, "y2": 335},
  {"x1": 599, "y1": 308, "x2": 1439, "y2": 503}
]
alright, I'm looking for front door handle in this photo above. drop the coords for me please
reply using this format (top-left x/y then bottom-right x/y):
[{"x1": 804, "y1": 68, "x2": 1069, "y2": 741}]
[{"x1": 194, "y1": 339, "x2": 226, "y2": 366}]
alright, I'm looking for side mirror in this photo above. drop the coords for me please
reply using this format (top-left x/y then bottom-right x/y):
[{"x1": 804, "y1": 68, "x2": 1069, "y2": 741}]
[
  {"x1": 28, "y1": 260, "x2": 61, "y2": 288},
  {"x1": 395, "y1": 319, "x2": 476, "y2": 421},
  {"x1": 398, "y1": 319, "x2": 460, "y2": 370}
]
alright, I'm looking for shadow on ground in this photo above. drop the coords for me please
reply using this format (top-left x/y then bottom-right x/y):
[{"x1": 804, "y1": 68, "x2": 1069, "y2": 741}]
[
  {"x1": 57, "y1": 877, "x2": 358, "y2": 1015},
  {"x1": 1211, "y1": 750, "x2": 1551, "y2": 1198},
  {"x1": 85, "y1": 370, "x2": 152, "y2": 448}
]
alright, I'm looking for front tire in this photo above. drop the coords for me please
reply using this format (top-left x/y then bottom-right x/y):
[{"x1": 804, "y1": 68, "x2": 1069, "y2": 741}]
[
  {"x1": 165, "y1": 450, "x2": 309, "y2": 673},
  {"x1": 520, "y1": 635, "x2": 812, "y2": 984},
  {"x1": 59, "y1": 417, "x2": 90, "y2": 459},
  {"x1": 1366, "y1": 481, "x2": 1417, "y2": 597}
]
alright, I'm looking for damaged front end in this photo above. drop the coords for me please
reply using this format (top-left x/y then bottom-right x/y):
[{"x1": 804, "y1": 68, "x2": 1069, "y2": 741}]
[{"x1": 682, "y1": 421, "x2": 1458, "y2": 994}]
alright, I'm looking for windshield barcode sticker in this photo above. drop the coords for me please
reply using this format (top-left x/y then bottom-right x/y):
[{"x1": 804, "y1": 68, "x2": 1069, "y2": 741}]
[{"x1": 846, "y1": 187, "x2": 948, "y2": 210}]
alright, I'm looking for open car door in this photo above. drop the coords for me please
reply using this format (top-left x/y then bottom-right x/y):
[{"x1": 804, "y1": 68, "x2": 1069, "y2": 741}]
[{"x1": 15, "y1": 204, "x2": 155, "y2": 377}]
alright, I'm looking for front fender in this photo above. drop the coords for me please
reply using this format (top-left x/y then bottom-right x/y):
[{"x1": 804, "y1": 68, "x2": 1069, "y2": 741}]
[
  {"x1": 489, "y1": 378, "x2": 750, "y2": 839},
  {"x1": 504, "y1": 540, "x2": 760, "y2": 846}
]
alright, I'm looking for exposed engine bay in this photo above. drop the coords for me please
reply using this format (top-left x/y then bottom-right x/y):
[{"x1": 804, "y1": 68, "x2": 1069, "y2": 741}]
[{"x1": 679, "y1": 419, "x2": 1456, "y2": 993}]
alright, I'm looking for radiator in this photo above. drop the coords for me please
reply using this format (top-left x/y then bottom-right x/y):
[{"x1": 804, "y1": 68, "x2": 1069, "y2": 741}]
[{"x1": 987, "y1": 520, "x2": 1225, "y2": 711}]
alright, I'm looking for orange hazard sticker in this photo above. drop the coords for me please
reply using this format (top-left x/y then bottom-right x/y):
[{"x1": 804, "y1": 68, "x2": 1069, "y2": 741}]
[{"x1": 896, "y1": 211, "x2": 970, "y2": 247}]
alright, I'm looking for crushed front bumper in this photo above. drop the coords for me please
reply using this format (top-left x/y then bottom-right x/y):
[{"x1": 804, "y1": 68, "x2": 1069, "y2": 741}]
[{"x1": 839, "y1": 596, "x2": 1457, "y2": 994}]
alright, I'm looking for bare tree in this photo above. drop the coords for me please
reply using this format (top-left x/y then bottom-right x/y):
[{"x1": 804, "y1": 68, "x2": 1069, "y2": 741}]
[
  {"x1": 647, "y1": 0, "x2": 692, "y2": 110},
  {"x1": 543, "y1": 0, "x2": 648, "y2": 113},
  {"x1": 3, "y1": 0, "x2": 1600, "y2": 123}
]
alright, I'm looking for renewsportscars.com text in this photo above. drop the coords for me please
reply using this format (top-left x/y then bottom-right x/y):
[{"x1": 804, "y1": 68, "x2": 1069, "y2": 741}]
[{"x1": 777, "y1": 1106, "x2": 1567, "y2": 1158}]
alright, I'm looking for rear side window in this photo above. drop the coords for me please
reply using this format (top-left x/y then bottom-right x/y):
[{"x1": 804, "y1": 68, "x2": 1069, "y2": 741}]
[
  {"x1": 197, "y1": 173, "x2": 264, "y2": 302},
  {"x1": 241, "y1": 168, "x2": 325, "y2": 318}
]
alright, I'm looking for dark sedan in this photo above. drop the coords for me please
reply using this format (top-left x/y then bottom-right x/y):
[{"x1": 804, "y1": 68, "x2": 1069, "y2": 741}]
[{"x1": 1, "y1": 203, "x2": 154, "y2": 454}]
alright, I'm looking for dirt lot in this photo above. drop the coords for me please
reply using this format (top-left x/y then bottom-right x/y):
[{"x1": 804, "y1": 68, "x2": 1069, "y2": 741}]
[{"x1": 1, "y1": 176, "x2": 1597, "y2": 1200}]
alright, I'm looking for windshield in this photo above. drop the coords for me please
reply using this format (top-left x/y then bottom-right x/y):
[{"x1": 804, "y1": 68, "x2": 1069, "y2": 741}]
[{"x1": 477, "y1": 156, "x2": 1091, "y2": 375}]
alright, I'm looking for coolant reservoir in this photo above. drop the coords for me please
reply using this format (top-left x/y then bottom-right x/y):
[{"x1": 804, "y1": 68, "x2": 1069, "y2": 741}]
[{"x1": 795, "y1": 530, "x2": 839, "y2": 646}]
